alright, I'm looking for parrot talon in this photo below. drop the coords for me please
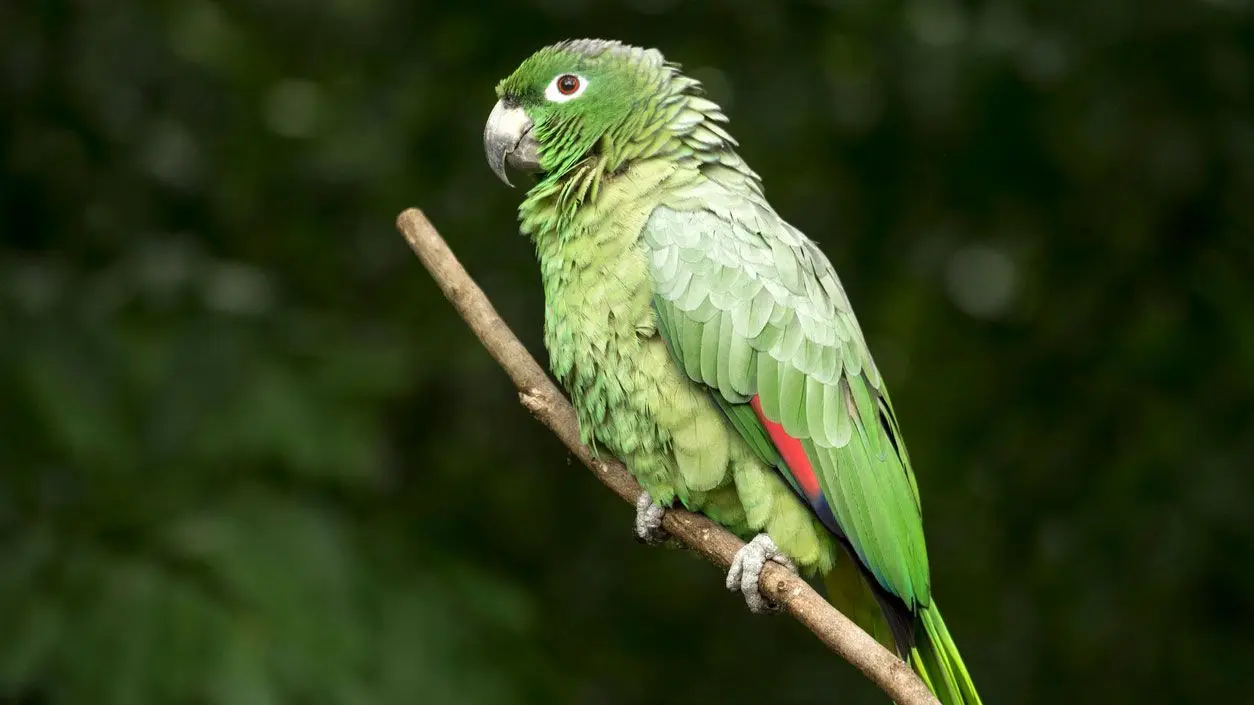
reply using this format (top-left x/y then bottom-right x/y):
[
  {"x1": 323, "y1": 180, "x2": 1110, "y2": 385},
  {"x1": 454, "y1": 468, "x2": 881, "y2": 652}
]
[
  {"x1": 726, "y1": 533, "x2": 795, "y2": 613},
  {"x1": 633, "y1": 491, "x2": 669, "y2": 544}
]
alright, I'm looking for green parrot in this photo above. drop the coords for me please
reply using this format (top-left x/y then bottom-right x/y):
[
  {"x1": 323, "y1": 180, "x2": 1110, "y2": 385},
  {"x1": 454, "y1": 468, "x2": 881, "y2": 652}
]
[{"x1": 484, "y1": 39, "x2": 981, "y2": 705}]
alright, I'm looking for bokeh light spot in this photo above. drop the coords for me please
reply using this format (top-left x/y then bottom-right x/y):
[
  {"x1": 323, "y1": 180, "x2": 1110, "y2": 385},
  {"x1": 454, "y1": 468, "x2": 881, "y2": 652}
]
[
  {"x1": 264, "y1": 80, "x2": 324, "y2": 139},
  {"x1": 945, "y1": 244, "x2": 1018, "y2": 320}
]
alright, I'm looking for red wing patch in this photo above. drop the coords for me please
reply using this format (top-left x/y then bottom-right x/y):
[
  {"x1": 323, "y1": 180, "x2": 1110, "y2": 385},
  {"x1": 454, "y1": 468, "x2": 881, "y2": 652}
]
[{"x1": 749, "y1": 395, "x2": 821, "y2": 502}]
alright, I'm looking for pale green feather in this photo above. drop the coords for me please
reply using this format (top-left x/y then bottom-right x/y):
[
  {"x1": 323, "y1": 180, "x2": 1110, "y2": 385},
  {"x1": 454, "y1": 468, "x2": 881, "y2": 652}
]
[{"x1": 644, "y1": 196, "x2": 931, "y2": 609}]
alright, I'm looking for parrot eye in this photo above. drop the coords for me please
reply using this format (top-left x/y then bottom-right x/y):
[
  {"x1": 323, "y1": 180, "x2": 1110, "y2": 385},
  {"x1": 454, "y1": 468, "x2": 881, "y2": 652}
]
[{"x1": 545, "y1": 73, "x2": 588, "y2": 103}]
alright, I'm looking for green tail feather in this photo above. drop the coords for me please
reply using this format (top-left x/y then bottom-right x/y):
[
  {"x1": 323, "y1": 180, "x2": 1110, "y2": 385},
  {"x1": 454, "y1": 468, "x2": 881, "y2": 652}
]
[
  {"x1": 822, "y1": 564, "x2": 981, "y2": 705},
  {"x1": 908, "y1": 605, "x2": 982, "y2": 705}
]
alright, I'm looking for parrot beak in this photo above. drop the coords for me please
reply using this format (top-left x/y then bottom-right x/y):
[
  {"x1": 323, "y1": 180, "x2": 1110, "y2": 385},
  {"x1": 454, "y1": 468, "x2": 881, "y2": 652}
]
[{"x1": 484, "y1": 99, "x2": 540, "y2": 187}]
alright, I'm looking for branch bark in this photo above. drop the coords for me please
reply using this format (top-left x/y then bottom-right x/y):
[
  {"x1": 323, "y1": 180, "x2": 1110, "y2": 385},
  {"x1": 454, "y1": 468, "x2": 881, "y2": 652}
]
[{"x1": 396, "y1": 207, "x2": 940, "y2": 705}]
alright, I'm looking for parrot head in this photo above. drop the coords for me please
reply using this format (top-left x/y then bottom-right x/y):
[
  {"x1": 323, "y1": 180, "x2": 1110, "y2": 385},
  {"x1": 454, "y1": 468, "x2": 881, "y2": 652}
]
[{"x1": 484, "y1": 39, "x2": 683, "y2": 187}]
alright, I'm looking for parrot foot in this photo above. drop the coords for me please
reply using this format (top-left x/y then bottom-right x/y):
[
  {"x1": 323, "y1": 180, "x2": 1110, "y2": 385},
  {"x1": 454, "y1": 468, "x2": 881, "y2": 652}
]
[
  {"x1": 726, "y1": 533, "x2": 796, "y2": 614},
  {"x1": 633, "y1": 491, "x2": 669, "y2": 545}
]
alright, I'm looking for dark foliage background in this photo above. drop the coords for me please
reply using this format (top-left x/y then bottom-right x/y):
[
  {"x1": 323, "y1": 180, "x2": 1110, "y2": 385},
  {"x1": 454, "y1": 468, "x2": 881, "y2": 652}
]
[{"x1": 3, "y1": 1, "x2": 1252, "y2": 703}]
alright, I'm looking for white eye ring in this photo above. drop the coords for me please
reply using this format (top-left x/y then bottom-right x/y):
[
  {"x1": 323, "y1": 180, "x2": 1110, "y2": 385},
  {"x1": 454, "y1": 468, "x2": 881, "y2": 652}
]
[{"x1": 545, "y1": 73, "x2": 589, "y2": 103}]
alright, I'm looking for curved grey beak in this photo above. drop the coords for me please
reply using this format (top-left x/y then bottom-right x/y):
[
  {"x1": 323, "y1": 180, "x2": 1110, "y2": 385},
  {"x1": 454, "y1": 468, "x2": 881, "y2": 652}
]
[{"x1": 484, "y1": 99, "x2": 540, "y2": 187}]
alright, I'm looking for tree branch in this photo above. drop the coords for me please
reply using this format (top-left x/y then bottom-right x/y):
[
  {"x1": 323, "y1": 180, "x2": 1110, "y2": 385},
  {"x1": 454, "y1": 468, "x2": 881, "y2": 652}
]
[{"x1": 396, "y1": 208, "x2": 940, "y2": 705}]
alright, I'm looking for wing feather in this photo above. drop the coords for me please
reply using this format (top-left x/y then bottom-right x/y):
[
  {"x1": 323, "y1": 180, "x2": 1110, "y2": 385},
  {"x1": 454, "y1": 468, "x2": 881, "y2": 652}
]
[{"x1": 644, "y1": 190, "x2": 931, "y2": 609}]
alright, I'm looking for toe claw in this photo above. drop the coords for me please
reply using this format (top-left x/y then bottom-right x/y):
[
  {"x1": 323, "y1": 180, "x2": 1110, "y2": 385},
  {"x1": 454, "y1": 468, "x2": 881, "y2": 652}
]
[
  {"x1": 726, "y1": 534, "x2": 796, "y2": 614},
  {"x1": 633, "y1": 491, "x2": 669, "y2": 544},
  {"x1": 726, "y1": 553, "x2": 743, "y2": 592}
]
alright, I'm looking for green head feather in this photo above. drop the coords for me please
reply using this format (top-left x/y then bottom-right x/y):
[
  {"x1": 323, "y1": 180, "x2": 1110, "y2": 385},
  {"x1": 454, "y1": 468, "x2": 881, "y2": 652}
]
[
  {"x1": 496, "y1": 40, "x2": 664, "y2": 176},
  {"x1": 494, "y1": 39, "x2": 738, "y2": 181},
  {"x1": 489, "y1": 39, "x2": 757, "y2": 237}
]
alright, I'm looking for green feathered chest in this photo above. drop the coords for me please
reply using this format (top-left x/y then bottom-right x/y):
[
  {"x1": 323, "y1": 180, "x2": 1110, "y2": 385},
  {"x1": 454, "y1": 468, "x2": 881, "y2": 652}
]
[
  {"x1": 525, "y1": 160, "x2": 683, "y2": 447},
  {"x1": 534, "y1": 204, "x2": 659, "y2": 446},
  {"x1": 539, "y1": 236, "x2": 653, "y2": 387}
]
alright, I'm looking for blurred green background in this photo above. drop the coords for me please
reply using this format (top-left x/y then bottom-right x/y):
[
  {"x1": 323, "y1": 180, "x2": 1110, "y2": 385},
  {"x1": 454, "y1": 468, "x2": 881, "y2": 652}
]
[{"x1": 3, "y1": 1, "x2": 1252, "y2": 703}]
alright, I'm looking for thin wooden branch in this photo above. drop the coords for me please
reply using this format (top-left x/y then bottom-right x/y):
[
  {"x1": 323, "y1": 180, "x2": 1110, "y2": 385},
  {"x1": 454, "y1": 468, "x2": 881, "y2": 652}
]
[{"x1": 397, "y1": 207, "x2": 940, "y2": 705}]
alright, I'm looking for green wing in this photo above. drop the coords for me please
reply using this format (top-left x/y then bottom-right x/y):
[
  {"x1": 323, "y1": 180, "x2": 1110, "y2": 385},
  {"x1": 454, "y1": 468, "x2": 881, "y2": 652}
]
[{"x1": 644, "y1": 184, "x2": 932, "y2": 609}]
